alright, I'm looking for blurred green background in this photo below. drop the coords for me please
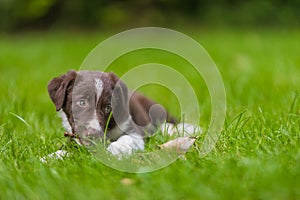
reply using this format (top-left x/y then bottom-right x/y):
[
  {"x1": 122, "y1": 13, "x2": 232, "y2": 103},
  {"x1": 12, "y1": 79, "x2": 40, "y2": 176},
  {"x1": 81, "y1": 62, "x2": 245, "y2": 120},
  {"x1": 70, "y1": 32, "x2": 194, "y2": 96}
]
[{"x1": 1, "y1": 0, "x2": 299, "y2": 32}]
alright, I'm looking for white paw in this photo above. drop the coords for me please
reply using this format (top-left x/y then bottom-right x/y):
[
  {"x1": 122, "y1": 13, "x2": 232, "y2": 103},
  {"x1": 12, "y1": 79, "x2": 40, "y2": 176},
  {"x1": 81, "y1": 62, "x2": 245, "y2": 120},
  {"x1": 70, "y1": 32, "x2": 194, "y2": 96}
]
[
  {"x1": 107, "y1": 135, "x2": 144, "y2": 157},
  {"x1": 161, "y1": 123, "x2": 202, "y2": 136},
  {"x1": 176, "y1": 123, "x2": 202, "y2": 136}
]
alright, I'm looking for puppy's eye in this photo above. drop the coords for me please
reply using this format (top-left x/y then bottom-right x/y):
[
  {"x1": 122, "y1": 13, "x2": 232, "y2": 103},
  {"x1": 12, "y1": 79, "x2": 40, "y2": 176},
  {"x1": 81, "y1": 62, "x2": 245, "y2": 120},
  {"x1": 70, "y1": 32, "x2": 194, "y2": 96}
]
[
  {"x1": 77, "y1": 99, "x2": 87, "y2": 107},
  {"x1": 104, "y1": 105, "x2": 112, "y2": 114}
]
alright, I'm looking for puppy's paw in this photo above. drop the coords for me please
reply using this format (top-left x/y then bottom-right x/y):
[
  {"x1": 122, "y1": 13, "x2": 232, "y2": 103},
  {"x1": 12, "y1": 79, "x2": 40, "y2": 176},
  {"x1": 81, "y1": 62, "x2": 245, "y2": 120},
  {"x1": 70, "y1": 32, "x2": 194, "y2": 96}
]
[
  {"x1": 107, "y1": 135, "x2": 144, "y2": 158},
  {"x1": 161, "y1": 123, "x2": 202, "y2": 136},
  {"x1": 176, "y1": 123, "x2": 202, "y2": 136}
]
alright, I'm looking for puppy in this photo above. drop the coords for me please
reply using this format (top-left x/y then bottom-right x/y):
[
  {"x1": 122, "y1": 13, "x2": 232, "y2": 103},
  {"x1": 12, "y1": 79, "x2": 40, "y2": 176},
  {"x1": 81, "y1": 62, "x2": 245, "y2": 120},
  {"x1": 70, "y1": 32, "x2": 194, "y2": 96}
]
[{"x1": 47, "y1": 70, "x2": 177, "y2": 156}]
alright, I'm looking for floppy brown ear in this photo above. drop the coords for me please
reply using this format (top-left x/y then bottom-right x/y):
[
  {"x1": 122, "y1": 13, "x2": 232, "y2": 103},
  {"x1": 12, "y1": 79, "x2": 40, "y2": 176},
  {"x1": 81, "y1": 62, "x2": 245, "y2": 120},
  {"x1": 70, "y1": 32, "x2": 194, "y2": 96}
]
[
  {"x1": 108, "y1": 72, "x2": 130, "y2": 123},
  {"x1": 47, "y1": 70, "x2": 77, "y2": 111},
  {"x1": 107, "y1": 72, "x2": 120, "y2": 86}
]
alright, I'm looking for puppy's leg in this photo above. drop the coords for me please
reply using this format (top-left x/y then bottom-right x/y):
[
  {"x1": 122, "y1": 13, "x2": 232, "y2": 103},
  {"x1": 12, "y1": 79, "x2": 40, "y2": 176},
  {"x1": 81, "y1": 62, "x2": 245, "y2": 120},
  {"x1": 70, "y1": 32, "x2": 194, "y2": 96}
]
[{"x1": 107, "y1": 134, "x2": 144, "y2": 157}]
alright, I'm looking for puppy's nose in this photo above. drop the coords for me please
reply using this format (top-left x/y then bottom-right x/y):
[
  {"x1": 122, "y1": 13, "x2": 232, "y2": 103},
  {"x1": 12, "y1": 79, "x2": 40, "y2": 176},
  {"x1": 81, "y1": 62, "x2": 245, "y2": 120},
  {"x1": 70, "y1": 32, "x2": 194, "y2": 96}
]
[{"x1": 76, "y1": 124, "x2": 101, "y2": 136}]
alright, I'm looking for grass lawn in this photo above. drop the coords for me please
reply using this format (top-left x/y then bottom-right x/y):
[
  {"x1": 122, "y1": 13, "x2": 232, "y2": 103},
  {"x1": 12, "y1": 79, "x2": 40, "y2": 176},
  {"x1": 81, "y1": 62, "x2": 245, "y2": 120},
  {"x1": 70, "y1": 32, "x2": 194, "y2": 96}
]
[{"x1": 0, "y1": 28, "x2": 299, "y2": 199}]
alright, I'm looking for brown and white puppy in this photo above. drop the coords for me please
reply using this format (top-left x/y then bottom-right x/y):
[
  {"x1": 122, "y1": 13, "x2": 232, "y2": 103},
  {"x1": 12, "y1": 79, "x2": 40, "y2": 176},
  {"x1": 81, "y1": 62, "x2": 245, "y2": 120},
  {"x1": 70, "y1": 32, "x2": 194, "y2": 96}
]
[{"x1": 47, "y1": 70, "x2": 176, "y2": 156}]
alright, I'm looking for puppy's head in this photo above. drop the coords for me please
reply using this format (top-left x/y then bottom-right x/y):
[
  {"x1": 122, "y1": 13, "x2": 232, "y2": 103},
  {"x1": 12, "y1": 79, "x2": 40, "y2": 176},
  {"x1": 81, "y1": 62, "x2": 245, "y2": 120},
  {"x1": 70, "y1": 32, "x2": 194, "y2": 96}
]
[{"x1": 48, "y1": 70, "x2": 129, "y2": 144}]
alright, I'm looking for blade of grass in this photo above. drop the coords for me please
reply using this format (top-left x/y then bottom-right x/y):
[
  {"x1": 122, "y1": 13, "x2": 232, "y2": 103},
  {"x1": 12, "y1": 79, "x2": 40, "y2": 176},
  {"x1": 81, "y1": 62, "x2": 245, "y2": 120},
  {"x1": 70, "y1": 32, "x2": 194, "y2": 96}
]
[{"x1": 9, "y1": 112, "x2": 29, "y2": 127}]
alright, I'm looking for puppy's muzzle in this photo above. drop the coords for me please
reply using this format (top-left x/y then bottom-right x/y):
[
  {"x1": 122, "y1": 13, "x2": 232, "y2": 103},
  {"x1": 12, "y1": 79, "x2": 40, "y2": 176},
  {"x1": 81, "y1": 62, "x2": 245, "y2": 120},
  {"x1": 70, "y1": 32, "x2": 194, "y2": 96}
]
[{"x1": 72, "y1": 126, "x2": 104, "y2": 146}]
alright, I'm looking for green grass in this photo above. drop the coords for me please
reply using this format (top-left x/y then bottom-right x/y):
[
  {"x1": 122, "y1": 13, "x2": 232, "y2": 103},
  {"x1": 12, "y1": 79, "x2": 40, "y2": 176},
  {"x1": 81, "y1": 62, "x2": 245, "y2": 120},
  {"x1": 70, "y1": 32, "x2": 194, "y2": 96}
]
[{"x1": 0, "y1": 28, "x2": 300, "y2": 199}]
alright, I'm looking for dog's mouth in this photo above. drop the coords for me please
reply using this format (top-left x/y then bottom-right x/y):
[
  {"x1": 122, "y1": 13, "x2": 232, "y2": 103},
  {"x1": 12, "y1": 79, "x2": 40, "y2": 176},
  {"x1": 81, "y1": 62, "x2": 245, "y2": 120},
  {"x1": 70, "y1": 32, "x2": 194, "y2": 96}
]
[
  {"x1": 64, "y1": 131, "x2": 84, "y2": 145},
  {"x1": 64, "y1": 131, "x2": 78, "y2": 138},
  {"x1": 64, "y1": 131, "x2": 103, "y2": 146}
]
